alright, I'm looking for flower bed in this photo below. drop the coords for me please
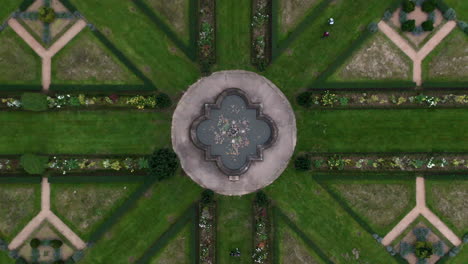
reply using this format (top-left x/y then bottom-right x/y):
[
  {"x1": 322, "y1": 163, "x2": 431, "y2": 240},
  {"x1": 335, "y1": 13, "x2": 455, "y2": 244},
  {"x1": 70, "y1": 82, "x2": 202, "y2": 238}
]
[
  {"x1": 0, "y1": 158, "x2": 22, "y2": 173},
  {"x1": 199, "y1": 195, "x2": 216, "y2": 264},
  {"x1": 48, "y1": 156, "x2": 149, "y2": 174},
  {"x1": 0, "y1": 97, "x2": 22, "y2": 109},
  {"x1": 251, "y1": 0, "x2": 271, "y2": 71},
  {"x1": 303, "y1": 154, "x2": 468, "y2": 172},
  {"x1": 47, "y1": 94, "x2": 158, "y2": 109},
  {"x1": 252, "y1": 192, "x2": 271, "y2": 264},
  {"x1": 198, "y1": 0, "x2": 216, "y2": 74},
  {"x1": 297, "y1": 91, "x2": 468, "y2": 108}
]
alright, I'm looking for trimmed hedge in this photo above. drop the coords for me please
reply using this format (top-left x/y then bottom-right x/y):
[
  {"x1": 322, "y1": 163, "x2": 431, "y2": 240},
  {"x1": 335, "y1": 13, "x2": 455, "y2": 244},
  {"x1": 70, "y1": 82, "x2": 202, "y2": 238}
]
[
  {"x1": 21, "y1": 93, "x2": 47, "y2": 111},
  {"x1": 19, "y1": 0, "x2": 35, "y2": 11},
  {"x1": 0, "y1": 176, "x2": 42, "y2": 184},
  {"x1": 309, "y1": 81, "x2": 416, "y2": 89},
  {"x1": 148, "y1": 148, "x2": 179, "y2": 181},
  {"x1": 49, "y1": 84, "x2": 155, "y2": 92},
  {"x1": 48, "y1": 175, "x2": 148, "y2": 184},
  {"x1": 20, "y1": 154, "x2": 48, "y2": 175}
]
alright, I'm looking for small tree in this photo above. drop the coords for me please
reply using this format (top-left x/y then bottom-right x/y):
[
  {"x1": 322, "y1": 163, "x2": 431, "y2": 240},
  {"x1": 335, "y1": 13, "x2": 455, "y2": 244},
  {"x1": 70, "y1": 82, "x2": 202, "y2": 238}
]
[
  {"x1": 148, "y1": 148, "x2": 179, "y2": 181},
  {"x1": 38, "y1": 7, "x2": 56, "y2": 23},
  {"x1": 155, "y1": 93, "x2": 172, "y2": 109},
  {"x1": 422, "y1": 0, "x2": 436, "y2": 12},
  {"x1": 296, "y1": 92, "x2": 312, "y2": 108},
  {"x1": 415, "y1": 241, "x2": 433, "y2": 259},
  {"x1": 295, "y1": 154, "x2": 311, "y2": 171},
  {"x1": 422, "y1": 20, "x2": 434, "y2": 31},
  {"x1": 402, "y1": 0, "x2": 416, "y2": 13},
  {"x1": 443, "y1": 8, "x2": 456, "y2": 20},
  {"x1": 255, "y1": 191, "x2": 269, "y2": 206},
  {"x1": 21, "y1": 154, "x2": 48, "y2": 175},
  {"x1": 30, "y1": 238, "x2": 40, "y2": 248},
  {"x1": 50, "y1": 239, "x2": 63, "y2": 248},
  {"x1": 402, "y1": 20, "x2": 416, "y2": 32},
  {"x1": 200, "y1": 189, "x2": 214, "y2": 204},
  {"x1": 21, "y1": 93, "x2": 48, "y2": 111}
]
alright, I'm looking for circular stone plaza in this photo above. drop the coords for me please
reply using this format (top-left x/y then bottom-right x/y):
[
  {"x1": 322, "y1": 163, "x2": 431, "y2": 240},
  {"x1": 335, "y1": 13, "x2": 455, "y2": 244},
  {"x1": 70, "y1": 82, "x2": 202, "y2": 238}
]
[{"x1": 172, "y1": 70, "x2": 297, "y2": 195}]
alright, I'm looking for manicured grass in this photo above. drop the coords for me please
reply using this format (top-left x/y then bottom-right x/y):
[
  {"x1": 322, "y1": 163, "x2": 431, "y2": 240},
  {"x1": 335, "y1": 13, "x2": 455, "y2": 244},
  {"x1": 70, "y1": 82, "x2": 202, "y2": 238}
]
[
  {"x1": 444, "y1": 0, "x2": 468, "y2": 20},
  {"x1": 0, "y1": 252, "x2": 12, "y2": 264},
  {"x1": 0, "y1": 28, "x2": 41, "y2": 85},
  {"x1": 216, "y1": 195, "x2": 254, "y2": 264},
  {"x1": 422, "y1": 29, "x2": 468, "y2": 82},
  {"x1": 328, "y1": 32, "x2": 412, "y2": 82},
  {"x1": 0, "y1": 184, "x2": 41, "y2": 241},
  {"x1": 79, "y1": 174, "x2": 201, "y2": 263},
  {"x1": 52, "y1": 28, "x2": 142, "y2": 85},
  {"x1": 67, "y1": 0, "x2": 199, "y2": 96},
  {"x1": 215, "y1": 0, "x2": 254, "y2": 70},
  {"x1": 426, "y1": 178, "x2": 468, "y2": 237},
  {"x1": 278, "y1": 223, "x2": 325, "y2": 264},
  {"x1": 266, "y1": 168, "x2": 399, "y2": 264},
  {"x1": 278, "y1": 0, "x2": 322, "y2": 41},
  {"x1": 328, "y1": 180, "x2": 415, "y2": 234},
  {"x1": 445, "y1": 245, "x2": 468, "y2": 264},
  {"x1": 265, "y1": 0, "x2": 395, "y2": 98},
  {"x1": 296, "y1": 109, "x2": 468, "y2": 152},
  {"x1": 0, "y1": 1, "x2": 18, "y2": 22},
  {"x1": 51, "y1": 183, "x2": 140, "y2": 240},
  {"x1": 149, "y1": 223, "x2": 191, "y2": 264},
  {"x1": 0, "y1": 111, "x2": 171, "y2": 154}
]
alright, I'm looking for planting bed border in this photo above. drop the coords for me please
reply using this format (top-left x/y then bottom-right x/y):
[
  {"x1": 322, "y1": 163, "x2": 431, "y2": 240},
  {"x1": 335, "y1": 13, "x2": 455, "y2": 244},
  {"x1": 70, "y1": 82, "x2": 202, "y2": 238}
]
[
  {"x1": 252, "y1": 197, "x2": 272, "y2": 264},
  {"x1": 197, "y1": 0, "x2": 216, "y2": 74},
  {"x1": 251, "y1": 0, "x2": 272, "y2": 71},
  {"x1": 198, "y1": 200, "x2": 216, "y2": 264}
]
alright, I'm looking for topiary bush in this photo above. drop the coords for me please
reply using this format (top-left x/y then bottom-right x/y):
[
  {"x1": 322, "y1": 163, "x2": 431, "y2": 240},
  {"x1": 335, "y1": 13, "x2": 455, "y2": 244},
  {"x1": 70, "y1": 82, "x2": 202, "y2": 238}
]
[
  {"x1": 422, "y1": 0, "x2": 436, "y2": 12},
  {"x1": 50, "y1": 239, "x2": 63, "y2": 248},
  {"x1": 433, "y1": 241, "x2": 445, "y2": 256},
  {"x1": 402, "y1": 0, "x2": 416, "y2": 13},
  {"x1": 255, "y1": 191, "x2": 269, "y2": 206},
  {"x1": 38, "y1": 7, "x2": 56, "y2": 23},
  {"x1": 443, "y1": 8, "x2": 456, "y2": 20},
  {"x1": 0, "y1": 238, "x2": 7, "y2": 251},
  {"x1": 15, "y1": 258, "x2": 27, "y2": 264},
  {"x1": 201, "y1": 189, "x2": 214, "y2": 204},
  {"x1": 30, "y1": 238, "x2": 40, "y2": 248},
  {"x1": 448, "y1": 246, "x2": 460, "y2": 257},
  {"x1": 296, "y1": 92, "x2": 312, "y2": 108},
  {"x1": 367, "y1": 22, "x2": 379, "y2": 33},
  {"x1": 294, "y1": 154, "x2": 311, "y2": 171},
  {"x1": 413, "y1": 227, "x2": 430, "y2": 241},
  {"x1": 399, "y1": 10, "x2": 408, "y2": 24},
  {"x1": 399, "y1": 242, "x2": 414, "y2": 257},
  {"x1": 413, "y1": 25, "x2": 424, "y2": 35},
  {"x1": 148, "y1": 148, "x2": 179, "y2": 181},
  {"x1": 21, "y1": 93, "x2": 48, "y2": 111},
  {"x1": 415, "y1": 241, "x2": 433, "y2": 259},
  {"x1": 402, "y1": 19, "x2": 416, "y2": 32},
  {"x1": 53, "y1": 261, "x2": 65, "y2": 264},
  {"x1": 383, "y1": 10, "x2": 393, "y2": 21},
  {"x1": 422, "y1": 20, "x2": 434, "y2": 31},
  {"x1": 155, "y1": 93, "x2": 172, "y2": 109},
  {"x1": 21, "y1": 154, "x2": 48, "y2": 175},
  {"x1": 458, "y1": 21, "x2": 468, "y2": 34}
]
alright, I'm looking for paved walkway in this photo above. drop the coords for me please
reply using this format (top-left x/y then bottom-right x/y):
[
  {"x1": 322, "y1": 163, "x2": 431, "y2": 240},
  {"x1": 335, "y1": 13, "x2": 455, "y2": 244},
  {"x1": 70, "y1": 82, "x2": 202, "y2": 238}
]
[
  {"x1": 382, "y1": 176, "x2": 461, "y2": 247},
  {"x1": 378, "y1": 20, "x2": 457, "y2": 86},
  {"x1": 9, "y1": 177, "x2": 86, "y2": 250},
  {"x1": 7, "y1": 18, "x2": 87, "y2": 91}
]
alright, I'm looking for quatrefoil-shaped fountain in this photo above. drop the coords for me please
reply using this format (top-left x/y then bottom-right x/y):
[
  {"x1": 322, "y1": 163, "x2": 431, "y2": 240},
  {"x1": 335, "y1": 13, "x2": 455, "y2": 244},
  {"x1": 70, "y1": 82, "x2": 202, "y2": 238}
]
[{"x1": 190, "y1": 88, "x2": 277, "y2": 178}]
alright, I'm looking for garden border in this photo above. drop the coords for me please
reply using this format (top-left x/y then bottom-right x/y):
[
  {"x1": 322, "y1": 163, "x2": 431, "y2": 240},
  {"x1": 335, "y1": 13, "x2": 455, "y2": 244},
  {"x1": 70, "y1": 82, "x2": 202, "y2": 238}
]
[{"x1": 251, "y1": 0, "x2": 273, "y2": 71}]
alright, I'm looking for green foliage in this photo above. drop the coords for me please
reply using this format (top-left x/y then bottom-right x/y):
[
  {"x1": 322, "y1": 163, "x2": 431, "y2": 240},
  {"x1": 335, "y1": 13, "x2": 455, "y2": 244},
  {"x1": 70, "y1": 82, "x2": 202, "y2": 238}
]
[
  {"x1": 443, "y1": 8, "x2": 456, "y2": 20},
  {"x1": 21, "y1": 93, "x2": 48, "y2": 111},
  {"x1": 367, "y1": 22, "x2": 379, "y2": 33},
  {"x1": 50, "y1": 239, "x2": 63, "y2": 248},
  {"x1": 433, "y1": 241, "x2": 445, "y2": 256},
  {"x1": 415, "y1": 241, "x2": 433, "y2": 259},
  {"x1": 413, "y1": 227, "x2": 430, "y2": 241},
  {"x1": 448, "y1": 246, "x2": 460, "y2": 257},
  {"x1": 339, "y1": 97, "x2": 349, "y2": 106},
  {"x1": 255, "y1": 191, "x2": 269, "y2": 206},
  {"x1": 422, "y1": 0, "x2": 436, "y2": 12},
  {"x1": 126, "y1": 95, "x2": 156, "y2": 109},
  {"x1": 38, "y1": 7, "x2": 56, "y2": 23},
  {"x1": 53, "y1": 260, "x2": 65, "y2": 264},
  {"x1": 296, "y1": 92, "x2": 312, "y2": 108},
  {"x1": 383, "y1": 9, "x2": 393, "y2": 21},
  {"x1": 327, "y1": 155, "x2": 345, "y2": 170},
  {"x1": 30, "y1": 238, "x2": 40, "y2": 248},
  {"x1": 21, "y1": 154, "x2": 48, "y2": 175},
  {"x1": 402, "y1": 0, "x2": 416, "y2": 13},
  {"x1": 400, "y1": 242, "x2": 414, "y2": 257},
  {"x1": 155, "y1": 93, "x2": 172, "y2": 109},
  {"x1": 201, "y1": 189, "x2": 214, "y2": 204},
  {"x1": 0, "y1": 238, "x2": 7, "y2": 251},
  {"x1": 15, "y1": 258, "x2": 27, "y2": 264},
  {"x1": 422, "y1": 20, "x2": 434, "y2": 31},
  {"x1": 458, "y1": 21, "x2": 468, "y2": 34},
  {"x1": 294, "y1": 154, "x2": 311, "y2": 171},
  {"x1": 402, "y1": 20, "x2": 416, "y2": 32},
  {"x1": 321, "y1": 91, "x2": 338, "y2": 106},
  {"x1": 148, "y1": 148, "x2": 178, "y2": 181}
]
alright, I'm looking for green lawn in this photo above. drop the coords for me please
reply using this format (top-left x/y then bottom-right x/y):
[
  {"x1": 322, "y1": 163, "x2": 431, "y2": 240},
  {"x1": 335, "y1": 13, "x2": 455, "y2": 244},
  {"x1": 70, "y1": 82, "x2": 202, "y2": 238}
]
[
  {"x1": 51, "y1": 183, "x2": 141, "y2": 240},
  {"x1": 0, "y1": 2, "x2": 19, "y2": 22},
  {"x1": 266, "y1": 168, "x2": 398, "y2": 264},
  {"x1": 0, "y1": 111, "x2": 171, "y2": 154},
  {"x1": 445, "y1": 0, "x2": 468, "y2": 20},
  {"x1": 149, "y1": 223, "x2": 191, "y2": 264},
  {"x1": 79, "y1": 174, "x2": 201, "y2": 263},
  {"x1": 216, "y1": 195, "x2": 254, "y2": 264},
  {"x1": 215, "y1": 0, "x2": 254, "y2": 70},
  {"x1": 67, "y1": 0, "x2": 199, "y2": 96},
  {"x1": 296, "y1": 109, "x2": 468, "y2": 152}
]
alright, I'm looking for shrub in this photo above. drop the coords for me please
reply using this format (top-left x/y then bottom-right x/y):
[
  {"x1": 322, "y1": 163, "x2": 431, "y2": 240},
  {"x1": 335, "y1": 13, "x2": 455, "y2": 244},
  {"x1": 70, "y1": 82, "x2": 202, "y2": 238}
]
[
  {"x1": 0, "y1": 238, "x2": 7, "y2": 251},
  {"x1": 463, "y1": 233, "x2": 468, "y2": 243},
  {"x1": 53, "y1": 261, "x2": 65, "y2": 264},
  {"x1": 413, "y1": 227, "x2": 430, "y2": 241},
  {"x1": 21, "y1": 93, "x2": 47, "y2": 111},
  {"x1": 433, "y1": 241, "x2": 445, "y2": 256},
  {"x1": 422, "y1": 20, "x2": 434, "y2": 31},
  {"x1": 201, "y1": 189, "x2": 214, "y2": 204},
  {"x1": 38, "y1": 7, "x2": 55, "y2": 23},
  {"x1": 148, "y1": 148, "x2": 179, "y2": 181},
  {"x1": 415, "y1": 241, "x2": 433, "y2": 259},
  {"x1": 413, "y1": 25, "x2": 424, "y2": 35},
  {"x1": 296, "y1": 92, "x2": 312, "y2": 108},
  {"x1": 458, "y1": 21, "x2": 468, "y2": 34},
  {"x1": 8, "y1": 250, "x2": 19, "y2": 259},
  {"x1": 327, "y1": 155, "x2": 345, "y2": 170},
  {"x1": 339, "y1": 97, "x2": 349, "y2": 106},
  {"x1": 255, "y1": 191, "x2": 269, "y2": 206},
  {"x1": 367, "y1": 22, "x2": 378, "y2": 33},
  {"x1": 416, "y1": 259, "x2": 428, "y2": 264},
  {"x1": 30, "y1": 238, "x2": 40, "y2": 248},
  {"x1": 383, "y1": 10, "x2": 393, "y2": 21},
  {"x1": 71, "y1": 250, "x2": 85, "y2": 262},
  {"x1": 400, "y1": 242, "x2": 414, "y2": 257},
  {"x1": 448, "y1": 246, "x2": 460, "y2": 257},
  {"x1": 50, "y1": 239, "x2": 63, "y2": 248},
  {"x1": 321, "y1": 91, "x2": 338, "y2": 106},
  {"x1": 443, "y1": 8, "x2": 456, "y2": 20},
  {"x1": 15, "y1": 258, "x2": 27, "y2": 264},
  {"x1": 402, "y1": 20, "x2": 416, "y2": 32},
  {"x1": 402, "y1": 0, "x2": 416, "y2": 13},
  {"x1": 428, "y1": 11, "x2": 436, "y2": 22},
  {"x1": 399, "y1": 11, "x2": 408, "y2": 24},
  {"x1": 422, "y1": 0, "x2": 436, "y2": 12},
  {"x1": 294, "y1": 154, "x2": 311, "y2": 171},
  {"x1": 21, "y1": 154, "x2": 48, "y2": 175},
  {"x1": 155, "y1": 93, "x2": 172, "y2": 109}
]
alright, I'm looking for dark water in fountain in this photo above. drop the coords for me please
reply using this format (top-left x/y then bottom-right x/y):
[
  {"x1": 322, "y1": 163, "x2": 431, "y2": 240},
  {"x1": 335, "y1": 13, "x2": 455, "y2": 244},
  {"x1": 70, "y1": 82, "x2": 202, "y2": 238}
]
[{"x1": 196, "y1": 95, "x2": 272, "y2": 170}]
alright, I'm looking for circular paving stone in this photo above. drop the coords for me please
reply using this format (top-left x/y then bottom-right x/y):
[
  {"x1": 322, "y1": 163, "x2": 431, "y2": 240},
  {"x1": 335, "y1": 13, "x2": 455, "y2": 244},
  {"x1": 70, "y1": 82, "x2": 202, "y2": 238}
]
[{"x1": 172, "y1": 70, "x2": 296, "y2": 195}]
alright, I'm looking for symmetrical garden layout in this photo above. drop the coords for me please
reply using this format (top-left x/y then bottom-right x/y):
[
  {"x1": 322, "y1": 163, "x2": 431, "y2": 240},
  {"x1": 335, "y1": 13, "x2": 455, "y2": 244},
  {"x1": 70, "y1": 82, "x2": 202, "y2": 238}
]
[{"x1": 0, "y1": 0, "x2": 467, "y2": 264}]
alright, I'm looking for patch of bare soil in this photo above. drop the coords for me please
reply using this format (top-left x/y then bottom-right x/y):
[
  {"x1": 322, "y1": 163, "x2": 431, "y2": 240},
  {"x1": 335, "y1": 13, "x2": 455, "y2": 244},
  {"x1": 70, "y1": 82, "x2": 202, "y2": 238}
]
[
  {"x1": 280, "y1": 0, "x2": 317, "y2": 34},
  {"x1": 339, "y1": 33, "x2": 410, "y2": 80},
  {"x1": 428, "y1": 32, "x2": 468, "y2": 79},
  {"x1": 281, "y1": 229, "x2": 319, "y2": 264},
  {"x1": 147, "y1": 0, "x2": 188, "y2": 37}
]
